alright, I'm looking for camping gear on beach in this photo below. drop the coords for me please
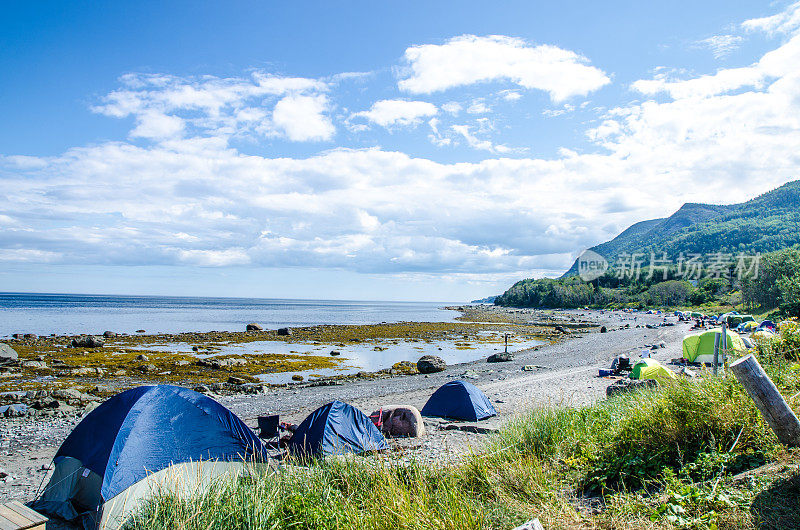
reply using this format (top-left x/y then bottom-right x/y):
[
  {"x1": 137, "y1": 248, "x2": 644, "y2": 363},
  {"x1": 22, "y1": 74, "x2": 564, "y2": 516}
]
[
  {"x1": 682, "y1": 328, "x2": 745, "y2": 364},
  {"x1": 606, "y1": 378, "x2": 657, "y2": 397},
  {"x1": 30, "y1": 385, "x2": 268, "y2": 530},
  {"x1": 421, "y1": 380, "x2": 496, "y2": 421},
  {"x1": 610, "y1": 355, "x2": 631, "y2": 373},
  {"x1": 288, "y1": 400, "x2": 389, "y2": 457},
  {"x1": 629, "y1": 358, "x2": 677, "y2": 385},
  {"x1": 370, "y1": 405, "x2": 425, "y2": 437}
]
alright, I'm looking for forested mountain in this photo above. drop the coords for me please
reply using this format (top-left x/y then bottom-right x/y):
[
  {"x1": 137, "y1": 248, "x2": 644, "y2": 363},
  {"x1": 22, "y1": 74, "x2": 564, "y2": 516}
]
[
  {"x1": 563, "y1": 180, "x2": 800, "y2": 276},
  {"x1": 497, "y1": 181, "x2": 800, "y2": 313}
]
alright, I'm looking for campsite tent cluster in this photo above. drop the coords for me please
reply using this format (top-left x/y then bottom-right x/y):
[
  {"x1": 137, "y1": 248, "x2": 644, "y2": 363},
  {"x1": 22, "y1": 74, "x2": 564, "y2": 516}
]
[
  {"x1": 31, "y1": 381, "x2": 495, "y2": 529},
  {"x1": 618, "y1": 314, "x2": 786, "y2": 389}
]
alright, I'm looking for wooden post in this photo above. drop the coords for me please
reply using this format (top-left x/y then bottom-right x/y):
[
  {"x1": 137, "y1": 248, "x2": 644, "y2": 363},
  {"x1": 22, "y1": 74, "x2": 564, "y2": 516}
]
[{"x1": 730, "y1": 354, "x2": 800, "y2": 447}]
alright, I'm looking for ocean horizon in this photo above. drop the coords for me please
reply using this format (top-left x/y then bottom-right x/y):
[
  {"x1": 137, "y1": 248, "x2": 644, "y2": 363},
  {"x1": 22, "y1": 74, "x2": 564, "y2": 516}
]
[{"x1": 0, "y1": 292, "x2": 462, "y2": 336}]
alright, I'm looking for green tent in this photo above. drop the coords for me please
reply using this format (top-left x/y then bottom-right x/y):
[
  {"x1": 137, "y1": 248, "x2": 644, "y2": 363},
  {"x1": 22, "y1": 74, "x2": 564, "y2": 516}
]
[
  {"x1": 630, "y1": 359, "x2": 677, "y2": 385},
  {"x1": 741, "y1": 321, "x2": 759, "y2": 332},
  {"x1": 682, "y1": 328, "x2": 745, "y2": 363},
  {"x1": 724, "y1": 314, "x2": 755, "y2": 328},
  {"x1": 689, "y1": 312, "x2": 704, "y2": 318}
]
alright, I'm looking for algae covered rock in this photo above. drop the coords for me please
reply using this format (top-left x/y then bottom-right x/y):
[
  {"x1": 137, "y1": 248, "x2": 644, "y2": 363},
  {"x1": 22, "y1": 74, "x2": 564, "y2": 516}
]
[{"x1": 71, "y1": 335, "x2": 104, "y2": 348}]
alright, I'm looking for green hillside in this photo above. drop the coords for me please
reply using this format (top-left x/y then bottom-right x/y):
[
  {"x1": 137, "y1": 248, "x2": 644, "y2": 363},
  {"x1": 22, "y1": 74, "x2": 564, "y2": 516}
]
[
  {"x1": 498, "y1": 180, "x2": 800, "y2": 312},
  {"x1": 563, "y1": 180, "x2": 800, "y2": 276}
]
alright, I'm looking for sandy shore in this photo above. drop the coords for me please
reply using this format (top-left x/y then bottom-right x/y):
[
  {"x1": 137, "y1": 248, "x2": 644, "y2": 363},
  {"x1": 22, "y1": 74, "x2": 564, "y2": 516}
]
[{"x1": 0, "y1": 308, "x2": 690, "y2": 512}]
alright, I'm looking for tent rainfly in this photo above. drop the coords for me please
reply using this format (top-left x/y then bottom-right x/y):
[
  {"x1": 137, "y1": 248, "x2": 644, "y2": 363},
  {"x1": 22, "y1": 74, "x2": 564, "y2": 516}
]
[
  {"x1": 421, "y1": 380, "x2": 496, "y2": 421},
  {"x1": 30, "y1": 385, "x2": 269, "y2": 530},
  {"x1": 682, "y1": 328, "x2": 745, "y2": 364},
  {"x1": 630, "y1": 358, "x2": 677, "y2": 385},
  {"x1": 288, "y1": 400, "x2": 389, "y2": 457}
]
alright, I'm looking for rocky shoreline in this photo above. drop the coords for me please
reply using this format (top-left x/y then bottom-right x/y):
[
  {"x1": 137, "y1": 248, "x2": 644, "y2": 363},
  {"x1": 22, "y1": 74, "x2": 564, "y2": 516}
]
[
  {"x1": 0, "y1": 305, "x2": 592, "y2": 404},
  {"x1": 1, "y1": 307, "x2": 688, "y2": 511}
]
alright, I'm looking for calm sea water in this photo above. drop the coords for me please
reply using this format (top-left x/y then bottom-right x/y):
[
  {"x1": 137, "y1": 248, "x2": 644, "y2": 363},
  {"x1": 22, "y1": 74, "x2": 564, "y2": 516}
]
[{"x1": 0, "y1": 292, "x2": 460, "y2": 336}]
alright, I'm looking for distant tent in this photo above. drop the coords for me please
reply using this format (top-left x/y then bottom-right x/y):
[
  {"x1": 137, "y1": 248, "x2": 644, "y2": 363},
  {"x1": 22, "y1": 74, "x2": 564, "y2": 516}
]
[
  {"x1": 722, "y1": 313, "x2": 755, "y2": 328},
  {"x1": 288, "y1": 400, "x2": 388, "y2": 457},
  {"x1": 738, "y1": 321, "x2": 759, "y2": 332},
  {"x1": 630, "y1": 359, "x2": 677, "y2": 385},
  {"x1": 30, "y1": 385, "x2": 268, "y2": 530},
  {"x1": 421, "y1": 380, "x2": 496, "y2": 421},
  {"x1": 759, "y1": 320, "x2": 776, "y2": 331},
  {"x1": 753, "y1": 329, "x2": 777, "y2": 340},
  {"x1": 690, "y1": 312, "x2": 704, "y2": 318},
  {"x1": 682, "y1": 328, "x2": 745, "y2": 363}
]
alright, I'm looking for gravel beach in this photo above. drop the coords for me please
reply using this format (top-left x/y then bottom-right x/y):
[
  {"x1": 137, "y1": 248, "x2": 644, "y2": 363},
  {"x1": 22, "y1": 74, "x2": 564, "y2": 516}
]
[{"x1": 0, "y1": 308, "x2": 691, "y2": 514}]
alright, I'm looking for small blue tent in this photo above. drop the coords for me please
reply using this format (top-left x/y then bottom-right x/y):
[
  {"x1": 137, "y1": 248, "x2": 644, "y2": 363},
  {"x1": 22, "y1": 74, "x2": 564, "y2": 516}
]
[
  {"x1": 759, "y1": 320, "x2": 776, "y2": 331},
  {"x1": 32, "y1": 385, "x2": 267, "y2": 528},
  {"x1": 288, "y1": 400, "x2": 389, "y2": 457},
  {"x1": 421, "y1": 380, "x2": 496, "y2": 421}
]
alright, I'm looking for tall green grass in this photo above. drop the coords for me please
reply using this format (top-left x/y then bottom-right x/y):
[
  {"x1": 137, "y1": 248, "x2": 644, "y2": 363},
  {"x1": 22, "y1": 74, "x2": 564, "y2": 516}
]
[{"x1": 127, "y1": 355, "x2": 799, "y2": 530}]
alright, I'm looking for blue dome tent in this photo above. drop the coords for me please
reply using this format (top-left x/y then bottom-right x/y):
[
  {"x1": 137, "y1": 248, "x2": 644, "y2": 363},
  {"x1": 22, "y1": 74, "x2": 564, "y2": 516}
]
[
  {"x1": 31, "y1": 385, "x2": 268, "y2": 529},
  {"x1": 759, "y1": 320, "x2": 776, "y2": 331},
  {"x1": 421, "y1": 380, "x2": 496, "y2": 421},
  {"x1": 288, "y1": 400, "x2": 388, "y2": 457}
]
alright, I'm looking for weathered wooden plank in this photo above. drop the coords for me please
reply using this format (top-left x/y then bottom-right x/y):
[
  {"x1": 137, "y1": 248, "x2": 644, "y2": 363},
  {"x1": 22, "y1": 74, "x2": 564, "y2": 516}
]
[
  {"x1": 0, "y1": 514, "x2": 18, "y2": 530},
  {"x1": 0, "y1": 501, "x2": 48, "y2": 530},
  {"x1": 730, "y1": 354, "x2": 800, "y2": 446},
  {"x1": 4, "y1": 502, "x2": 47, "y2": 523},
  {"x1": 0, "y1": 505, "x2": 29, "y2": 528},
  {"x1": 5, "y1": 501, "x2": 48, "y2": 525}
]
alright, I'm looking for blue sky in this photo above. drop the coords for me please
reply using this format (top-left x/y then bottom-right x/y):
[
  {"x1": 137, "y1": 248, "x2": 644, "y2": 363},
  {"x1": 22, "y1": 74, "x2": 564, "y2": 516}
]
[{"x1": 1, "y1": 1, "x2": 799, "y2": 301}]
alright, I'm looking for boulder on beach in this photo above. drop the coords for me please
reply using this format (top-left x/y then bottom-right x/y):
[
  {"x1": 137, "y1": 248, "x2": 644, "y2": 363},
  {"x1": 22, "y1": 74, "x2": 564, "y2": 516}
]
[
  {"x1": 103, "y1": 331, "x2": 116, "y2": 338},
  {"x1": 0, "y1": 403, "x2": 27, "y2": 417},
  {"x1": 417, "y1": 355, "x2": 446, "y2": 374},
  {"x1": 277, "y1": 327, "x2": 292, "y2": 336},
  {"x1": 0, "y1": 343, "x2": 18, "y2": 361},
  {"x1": 246, "y1": 323, "x2": 263, "y2": 331},
  {"x1": 487, "y1": 352, "x2": 513, "y2": 363},
  {"x1": 71, "y1": 335, "x2": 104, "y2": 348}
]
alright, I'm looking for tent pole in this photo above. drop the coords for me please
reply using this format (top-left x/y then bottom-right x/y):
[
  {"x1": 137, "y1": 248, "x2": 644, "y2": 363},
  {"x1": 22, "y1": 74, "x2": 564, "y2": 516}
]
[
  {"x1": 721, "y1": 322, "x2": 728, "y2": 369},
  {"x1": 713, "y1": 330, "x2": 720, "y2": 376}
]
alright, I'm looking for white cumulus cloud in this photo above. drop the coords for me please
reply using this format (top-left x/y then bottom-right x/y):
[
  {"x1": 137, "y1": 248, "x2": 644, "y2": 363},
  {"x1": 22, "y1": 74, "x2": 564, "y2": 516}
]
[
  {"x1": 272, "y1": 94, "x2": 335, "y2": 142},
  {"x1": 350, "y1": 99, "x2": 438, "y2": 128},
  {"x1": 398, "y1": 34, "x2": 610, "y2": 102}
]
